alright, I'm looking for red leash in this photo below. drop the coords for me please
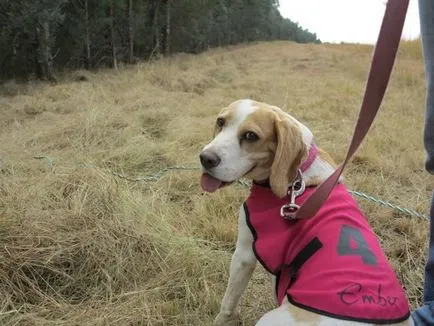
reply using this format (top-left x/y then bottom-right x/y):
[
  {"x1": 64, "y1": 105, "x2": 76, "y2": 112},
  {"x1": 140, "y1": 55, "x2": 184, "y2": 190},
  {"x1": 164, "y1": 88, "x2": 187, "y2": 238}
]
[{"x1": 295, "y1": 0, "x2": 409, "y2": 219}]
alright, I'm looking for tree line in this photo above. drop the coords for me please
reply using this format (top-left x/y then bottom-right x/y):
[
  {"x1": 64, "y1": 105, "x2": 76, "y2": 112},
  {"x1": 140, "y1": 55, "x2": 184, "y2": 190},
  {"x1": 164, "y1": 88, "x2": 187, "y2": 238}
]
[{"x1": 0, "y1": 0, "x2": 320, "y2": 81}]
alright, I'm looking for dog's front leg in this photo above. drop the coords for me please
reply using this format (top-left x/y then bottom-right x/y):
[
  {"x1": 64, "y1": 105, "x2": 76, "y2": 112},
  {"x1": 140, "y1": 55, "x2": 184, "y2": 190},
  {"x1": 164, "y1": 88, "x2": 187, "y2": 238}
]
[{"x1": 215, "y1": 205, "x2": 257, "y2": 326}]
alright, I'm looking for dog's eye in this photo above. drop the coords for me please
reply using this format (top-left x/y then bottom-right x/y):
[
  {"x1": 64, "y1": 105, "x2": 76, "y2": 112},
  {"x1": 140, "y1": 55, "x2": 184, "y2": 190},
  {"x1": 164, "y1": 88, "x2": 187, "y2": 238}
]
[
  {"x1": 244, "y1": 131, "x2": 259, "y2": 142},
  {"x1": 216, "y1": 117, "x2": 225, "y2": 128}
]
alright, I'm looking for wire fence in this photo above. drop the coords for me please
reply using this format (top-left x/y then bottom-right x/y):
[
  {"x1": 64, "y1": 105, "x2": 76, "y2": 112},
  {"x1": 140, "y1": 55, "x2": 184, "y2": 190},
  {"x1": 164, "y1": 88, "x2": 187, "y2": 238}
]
[
  {"x1": 33, "y1": 157, "x2": 430, "y2": 220},
  {"x1": 110, "y1": 163, "x2": 430, "y2": 220}
]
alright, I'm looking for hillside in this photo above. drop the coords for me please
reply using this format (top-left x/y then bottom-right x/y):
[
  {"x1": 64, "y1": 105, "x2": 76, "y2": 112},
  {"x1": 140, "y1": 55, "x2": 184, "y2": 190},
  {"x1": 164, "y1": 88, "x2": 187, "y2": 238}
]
[{"x1": 0, "y1": 41, "x2": 432, "y2": 325}]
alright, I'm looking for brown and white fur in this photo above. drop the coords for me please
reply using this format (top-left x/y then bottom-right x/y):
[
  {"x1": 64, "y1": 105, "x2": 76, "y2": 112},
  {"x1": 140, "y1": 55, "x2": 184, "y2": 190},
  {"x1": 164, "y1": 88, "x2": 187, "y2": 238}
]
[{"x1": 199, "y1": 99, "x2": 413, "y2": 326}]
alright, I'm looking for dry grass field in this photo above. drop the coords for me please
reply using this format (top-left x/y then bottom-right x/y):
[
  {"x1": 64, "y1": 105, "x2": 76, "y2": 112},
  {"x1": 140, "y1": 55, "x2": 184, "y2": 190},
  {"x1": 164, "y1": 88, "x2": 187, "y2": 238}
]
[{"x1": 0, "y1": 40, "x2": 433, "y2": 325}]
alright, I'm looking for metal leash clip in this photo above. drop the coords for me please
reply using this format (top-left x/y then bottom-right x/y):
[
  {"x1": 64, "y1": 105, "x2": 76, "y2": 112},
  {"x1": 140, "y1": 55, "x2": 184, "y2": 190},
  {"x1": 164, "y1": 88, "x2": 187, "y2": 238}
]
[{"x1": 280, "y1": 170, "x2": 306, "y2": 220}]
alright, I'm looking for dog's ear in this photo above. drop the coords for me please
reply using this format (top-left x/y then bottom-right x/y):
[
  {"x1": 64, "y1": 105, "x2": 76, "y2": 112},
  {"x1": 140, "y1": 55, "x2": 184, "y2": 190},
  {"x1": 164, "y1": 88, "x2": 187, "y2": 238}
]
[{"x1": 270, "y1": 115, "x2": 307, "y2": 198}]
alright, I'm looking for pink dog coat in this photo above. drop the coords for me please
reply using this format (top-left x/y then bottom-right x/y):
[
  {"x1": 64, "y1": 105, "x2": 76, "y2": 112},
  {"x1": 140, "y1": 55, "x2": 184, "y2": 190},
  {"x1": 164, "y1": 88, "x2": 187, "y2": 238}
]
[{"x1": 244, "y1": 182, "x2": 410, "y2": 324}]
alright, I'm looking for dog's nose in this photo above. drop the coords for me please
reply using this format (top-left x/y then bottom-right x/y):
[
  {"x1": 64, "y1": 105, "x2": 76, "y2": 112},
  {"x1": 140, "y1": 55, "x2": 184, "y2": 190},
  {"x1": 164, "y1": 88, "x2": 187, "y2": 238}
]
[{"x1": 200, "y1": 151, "x2": 221, "y2": 169}]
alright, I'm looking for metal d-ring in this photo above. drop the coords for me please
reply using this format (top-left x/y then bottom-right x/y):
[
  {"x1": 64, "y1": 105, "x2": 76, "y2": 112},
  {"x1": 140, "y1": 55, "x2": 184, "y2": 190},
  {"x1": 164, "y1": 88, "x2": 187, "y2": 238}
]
[{"x1": 280, "y1": 170, "x2": 306, "y2": 220}]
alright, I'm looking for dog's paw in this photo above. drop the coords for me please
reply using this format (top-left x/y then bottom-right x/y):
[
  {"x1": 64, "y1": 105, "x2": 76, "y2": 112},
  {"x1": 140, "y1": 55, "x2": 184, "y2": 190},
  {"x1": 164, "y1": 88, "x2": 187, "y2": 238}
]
[{"x1": 214, "y1": 312, "x2": 240, "y2": 326}]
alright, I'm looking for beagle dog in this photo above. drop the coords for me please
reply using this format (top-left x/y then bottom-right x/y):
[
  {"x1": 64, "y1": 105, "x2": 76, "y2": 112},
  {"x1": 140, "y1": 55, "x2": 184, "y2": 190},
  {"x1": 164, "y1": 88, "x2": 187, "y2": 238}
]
[{"x1": 199, "y1": 100, "x2": 413, "y2": 326}]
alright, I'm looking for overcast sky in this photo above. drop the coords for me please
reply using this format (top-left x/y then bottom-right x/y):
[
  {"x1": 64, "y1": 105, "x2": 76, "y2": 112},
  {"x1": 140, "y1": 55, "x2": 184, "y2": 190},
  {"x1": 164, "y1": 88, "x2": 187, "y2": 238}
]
[{"x1": 279, "y1": 0, "x2": 420, "y2": 44}]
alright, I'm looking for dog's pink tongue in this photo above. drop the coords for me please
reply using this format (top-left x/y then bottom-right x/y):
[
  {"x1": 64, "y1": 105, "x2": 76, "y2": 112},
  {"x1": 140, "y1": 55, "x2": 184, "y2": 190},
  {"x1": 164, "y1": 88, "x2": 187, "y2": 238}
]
[{"x1": 200, "y1": 173, "x2": 222, "y2": 192}]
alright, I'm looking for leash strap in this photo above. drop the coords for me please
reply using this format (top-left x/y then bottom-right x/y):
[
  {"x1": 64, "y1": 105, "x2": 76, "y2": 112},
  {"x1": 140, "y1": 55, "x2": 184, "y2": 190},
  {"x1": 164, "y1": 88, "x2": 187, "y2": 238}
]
[{"x1": 295, "y1": 0, "x2": 409, "y2": 219}]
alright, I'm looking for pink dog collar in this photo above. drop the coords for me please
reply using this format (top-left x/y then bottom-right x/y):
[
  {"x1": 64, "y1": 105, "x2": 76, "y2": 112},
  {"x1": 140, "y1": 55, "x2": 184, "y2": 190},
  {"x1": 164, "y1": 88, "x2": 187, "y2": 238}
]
[{"x1": 300, "y1": 144, "x2": 318, "y2": 173}]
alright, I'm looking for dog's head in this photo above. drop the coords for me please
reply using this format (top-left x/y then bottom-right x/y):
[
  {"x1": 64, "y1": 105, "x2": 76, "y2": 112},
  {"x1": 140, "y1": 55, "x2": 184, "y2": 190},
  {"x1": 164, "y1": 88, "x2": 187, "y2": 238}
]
[{"x1": 199, "y1": 99, "x2": 313, "y2": 198}]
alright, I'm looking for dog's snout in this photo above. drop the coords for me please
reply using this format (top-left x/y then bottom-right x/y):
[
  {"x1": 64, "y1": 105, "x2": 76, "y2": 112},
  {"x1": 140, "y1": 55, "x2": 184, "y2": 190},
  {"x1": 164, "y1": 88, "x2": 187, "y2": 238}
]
[{"x1": 200, "y1": 151, "x2": 221, "y2": 170}]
